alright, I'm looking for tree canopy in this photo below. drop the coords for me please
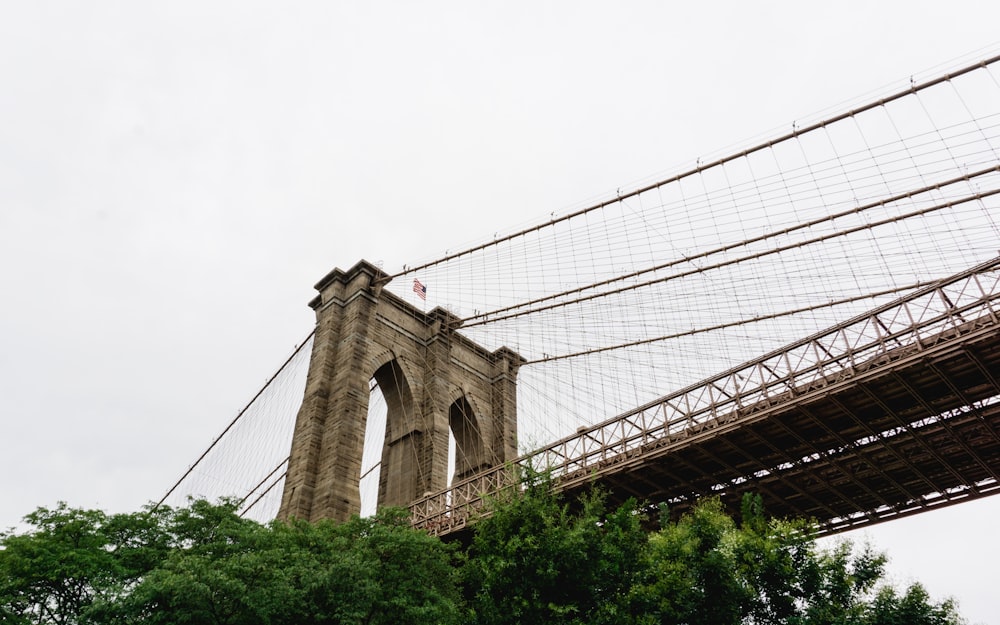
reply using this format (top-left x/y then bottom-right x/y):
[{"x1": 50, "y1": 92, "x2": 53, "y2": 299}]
[{"x1": 0, "y1": 487, "x2": 966, "y2": 625}]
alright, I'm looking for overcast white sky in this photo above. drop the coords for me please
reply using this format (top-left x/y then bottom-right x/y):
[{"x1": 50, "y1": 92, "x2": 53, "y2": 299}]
[{"x1": 2, "y1": 2, "x2": 999, "y2": 623}]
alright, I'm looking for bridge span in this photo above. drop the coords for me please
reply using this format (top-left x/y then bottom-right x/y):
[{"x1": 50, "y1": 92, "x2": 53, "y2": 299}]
[
  {"x1": 156, "y1": 51, "x2": 1000, "y2": 541},
  {"x1": 410, "y1": 258, "x2": 1000, "y2": 536}
]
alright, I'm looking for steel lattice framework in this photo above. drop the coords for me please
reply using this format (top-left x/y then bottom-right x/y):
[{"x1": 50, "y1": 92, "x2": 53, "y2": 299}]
[{"x1": 411, "y1": 258, "x2": 1000, "y2": 536}]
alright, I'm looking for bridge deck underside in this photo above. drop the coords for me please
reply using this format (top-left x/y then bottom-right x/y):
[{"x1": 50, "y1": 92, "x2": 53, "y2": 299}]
[{"x1": 562, "y1": 328, "x2": 1000, "y2": 534}]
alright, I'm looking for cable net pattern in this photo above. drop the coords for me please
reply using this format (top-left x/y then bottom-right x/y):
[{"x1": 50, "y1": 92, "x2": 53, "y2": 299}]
[
  {"x1": 158, "y1": 337, "x2": 312, "y2": 520},
  {"x1": 404, "y1": 54, "x2": 1000, "y2": 454},
  {"x1": 161, "y1": 53, "x2": 1000, "y2": 523}
]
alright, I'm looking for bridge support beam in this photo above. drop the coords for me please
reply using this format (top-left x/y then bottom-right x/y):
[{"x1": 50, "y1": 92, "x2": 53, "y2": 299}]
[{"x1": 278, "y1": 260, "x2": 523, "y2": 523}]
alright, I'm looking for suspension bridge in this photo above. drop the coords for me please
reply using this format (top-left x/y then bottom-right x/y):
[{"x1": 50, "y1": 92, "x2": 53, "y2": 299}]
[{"x1": 159, "y1": 52, "x2": 1000, "y2": 537}]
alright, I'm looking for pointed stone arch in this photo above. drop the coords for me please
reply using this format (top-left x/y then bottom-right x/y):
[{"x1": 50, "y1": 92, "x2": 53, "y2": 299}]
[
  {"x1": 449, "y1": 394, "x2": 488, "y2": 483},
  {"x1": 278, "y1": 260, "x2": 524, "y2": 523},
  {"x1": 370, "y1": 357, "x2": 423, "y2": 508}
]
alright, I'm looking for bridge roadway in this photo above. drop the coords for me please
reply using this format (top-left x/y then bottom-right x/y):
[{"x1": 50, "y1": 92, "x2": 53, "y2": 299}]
[
  {"x1": 557, "y1": 317, "x2": 1000, "y2": 533},
  {"x1": 409, "y1": 258, "x2": 1000, "y2": 537}
]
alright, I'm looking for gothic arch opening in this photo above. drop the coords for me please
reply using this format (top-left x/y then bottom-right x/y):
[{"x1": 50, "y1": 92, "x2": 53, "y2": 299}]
[
  {"x1": 370, "y1": 358, "x2": 426, "y2": 511},
  {"x1": 449, "y1": 395, "x2": 486, "y2": 483},
  {"x1": 359, "y1": 358, "x2": 418, "y2": 515},
  {"x1": 359, "y1": 379, "x2": 386, "y2": 517}
]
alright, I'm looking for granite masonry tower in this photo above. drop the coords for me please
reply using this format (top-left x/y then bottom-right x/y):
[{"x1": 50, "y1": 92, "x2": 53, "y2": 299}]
[{"x1": 278, "y1": 260, "x2": 523, "y2": 522}]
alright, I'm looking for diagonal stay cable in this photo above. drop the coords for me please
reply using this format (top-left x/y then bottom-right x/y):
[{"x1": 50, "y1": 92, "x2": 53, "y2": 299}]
[
  {"x1": 522, "y1": 280, "x2": 933, "y2": 365},
  {"x1": 240, "y1": 466, "x2": 290, "y2": 518},
  {"x1": 460, "y1": 165, "x2": 1000, "y2": 326},
  {"x1": 384, "y1": 53, "x2": 1000, "y2": 284},
  {"x1": 237, "y1": 456, "x2": 290, "y2": 511},
  {"x1": 460, "y1": 186, "x2": 1000, "y2": 329},
  {"x1": 155, "y1": 330, "x2": 316, "y2": 509}
]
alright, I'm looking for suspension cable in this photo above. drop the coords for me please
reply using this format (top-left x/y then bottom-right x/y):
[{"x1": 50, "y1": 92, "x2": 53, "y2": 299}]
[
  {"x1": 387, "y1": 54, "x2": 1000, "y2": 283},
  {"x1": 461, "y1": 187, "x2": 1000, "y2": 329},
  {"x1": 522, "y1": 280, "x2": 933, "y2": 364},
  {"x1": 460, "y1": 165, "x2": 1000, "y2": 325},
  {"x1": 156, "y1": 331, "x2": 315, "y2": 508}
]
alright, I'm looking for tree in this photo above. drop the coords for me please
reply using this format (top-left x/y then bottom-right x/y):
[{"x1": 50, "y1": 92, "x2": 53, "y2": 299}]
[
  {"x1": 462, "y1": 475, "x2": 647, "y2": 625},
  {"x1": 2, "y1": 500, "x2": 462, "y2": 625},
  {"x1": 460, "y1": 482, "x2": 966, "y2": 625},
  {"x1": 632, "y1": 498, "x2": 750, "y2": 625},
  {"x1": 1, "y1": 493, "x2": 967, "y2": 625},
  {"x1": 630, "y1": 494, "x2": 965, "y2": 625},
  {"x1": 111, "y1": 505, "x2": 461, "y2": 625},
  {"x1": 0, "y1": 502, "x2": 173, "y2": 625},
  {"x1": 864, "y1": 584, "x2": 964, "y2": 625}
]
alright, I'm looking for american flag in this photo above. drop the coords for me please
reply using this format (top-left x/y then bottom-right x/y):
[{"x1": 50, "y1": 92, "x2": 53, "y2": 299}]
[{"x1": 413, "y1": 278, "x2": 427, "y2": 300}]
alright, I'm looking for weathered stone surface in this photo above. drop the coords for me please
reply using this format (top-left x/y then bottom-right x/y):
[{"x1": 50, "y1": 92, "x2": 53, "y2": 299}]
[{"x1": 278, "y1": 260, "x2": 523, "y2": 522}]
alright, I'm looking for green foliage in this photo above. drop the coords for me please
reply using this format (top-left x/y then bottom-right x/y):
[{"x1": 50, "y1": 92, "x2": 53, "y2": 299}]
[
  {"x1": 2, "y1": 501, "x2": 460, "y2": 625},
  {"x1": 462, "y1": 476, "x2": 646, "y2": 625},
  {"x1": 462, "y1": 487, "x2": 964, "y2": 625},
  {"x1": 111, "y1": 506, "x2": 461, "y2": 625},
  {"x1": 0, "y1": 491, "x2": 967, "y2": 625},
  {"x1": 0, "y1": 503, "x2": 173, "y2": 625},
  {"x1": 627, "y1": 493, "x2": 962, "y2": 625},
  {"x1": 635, "y1": 497, "x2": 749, "y2": 625},
  {"x1": 864, "y1": 583, "x2": 965, "y2": 625}
]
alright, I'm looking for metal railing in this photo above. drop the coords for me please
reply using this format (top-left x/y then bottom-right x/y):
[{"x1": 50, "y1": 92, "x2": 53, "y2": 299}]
[{"x1": 410, "y1": 257, "x2": 1000, "y2": 535}]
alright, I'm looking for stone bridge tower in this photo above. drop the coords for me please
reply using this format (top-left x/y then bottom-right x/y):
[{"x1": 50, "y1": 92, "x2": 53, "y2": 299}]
[{"x1": 278, "y1": 260, "x2": 523, "y2": 522}]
